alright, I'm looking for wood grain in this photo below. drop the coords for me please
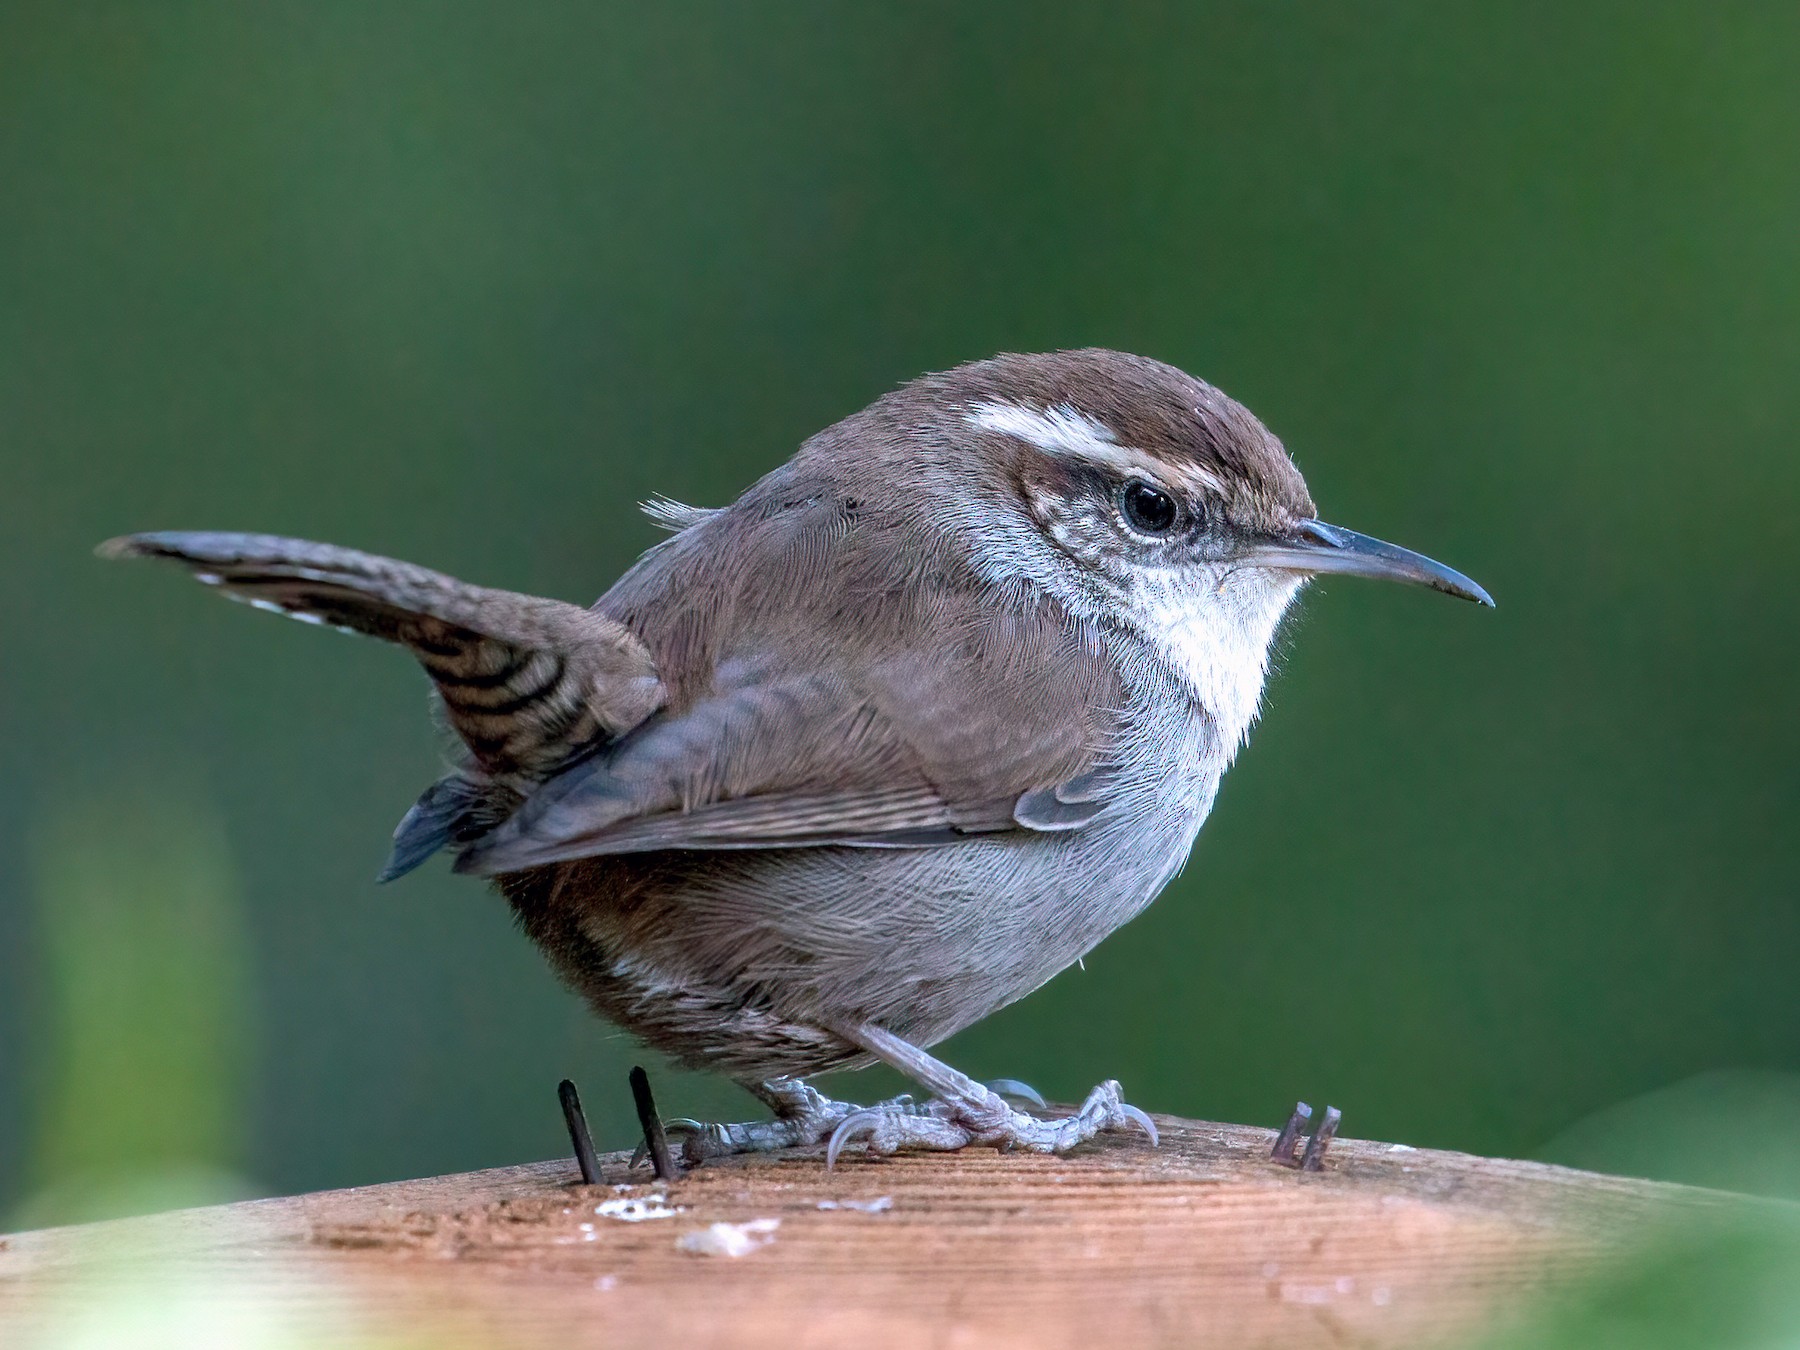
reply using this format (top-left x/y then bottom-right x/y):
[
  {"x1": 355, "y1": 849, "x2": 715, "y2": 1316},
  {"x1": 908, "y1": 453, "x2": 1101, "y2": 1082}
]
[{"x1": 0, "y1": 1113, "x2": 1739, "y2": 1349}]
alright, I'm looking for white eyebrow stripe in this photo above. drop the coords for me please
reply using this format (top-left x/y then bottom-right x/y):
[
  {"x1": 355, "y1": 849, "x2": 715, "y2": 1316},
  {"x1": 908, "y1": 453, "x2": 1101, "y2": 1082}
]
[
  {"x1": 966, "y1": 399, "x2": 1226, "y2": 497},
  {"x1": 967, "y1": 400, "x2": 1118, "y2": 456}
]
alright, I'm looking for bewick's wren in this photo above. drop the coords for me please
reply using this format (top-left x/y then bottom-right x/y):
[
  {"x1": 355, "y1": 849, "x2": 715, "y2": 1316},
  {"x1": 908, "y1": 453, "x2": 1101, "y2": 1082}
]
[{"x1": 103, "y1": 349, "x2": 1490, "y2": 1163}]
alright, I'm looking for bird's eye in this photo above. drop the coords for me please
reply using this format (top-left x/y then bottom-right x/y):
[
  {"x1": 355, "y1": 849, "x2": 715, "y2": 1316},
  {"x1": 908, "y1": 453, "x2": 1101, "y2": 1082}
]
[{"x1": 1119, "y1": 480, "x2": 1180, "y2": 535}]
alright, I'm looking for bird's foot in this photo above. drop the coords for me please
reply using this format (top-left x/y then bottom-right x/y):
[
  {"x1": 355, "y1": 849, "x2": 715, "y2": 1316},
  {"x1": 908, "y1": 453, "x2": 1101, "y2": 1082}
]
[
  {"x1": 655, "y1": 1078, "x2": 910, "y2": 1166},
  {"x1": 826, "y1": 1077, "x2": 1158, "y2": 1167},
  {"x1": 651, "y1": 1075, "x2": 1051, "y2": 1167}
]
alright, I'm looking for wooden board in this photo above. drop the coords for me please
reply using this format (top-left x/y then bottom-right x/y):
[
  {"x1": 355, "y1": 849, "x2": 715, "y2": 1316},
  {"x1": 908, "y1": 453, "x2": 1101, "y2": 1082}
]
[{"x1": 0, "y1": 1112, "x2": 1737, "y2": 1348}]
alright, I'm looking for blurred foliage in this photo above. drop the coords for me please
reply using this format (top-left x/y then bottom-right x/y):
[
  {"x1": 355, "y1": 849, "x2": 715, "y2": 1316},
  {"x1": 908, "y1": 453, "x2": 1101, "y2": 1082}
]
[
  {"x1": 1471, "y1": 1213, "x2": 1800, "y2": 1350},
  {"x1": 1537, "y1": 1069, "x2": 1800, "y2": 1202},
  {"x1": 17, "y1": 785, "x2": 253, "y2": 1227},
  {"x1": 13, "y1": 1233, "x2": 446, "y2": 1349},
  {"x1": 1, "y1": 0, "x2": 1797, "y2": 1229},
  {"x1": 1495, "y1": 1069, "x2": 1800, "y2": 1347}
]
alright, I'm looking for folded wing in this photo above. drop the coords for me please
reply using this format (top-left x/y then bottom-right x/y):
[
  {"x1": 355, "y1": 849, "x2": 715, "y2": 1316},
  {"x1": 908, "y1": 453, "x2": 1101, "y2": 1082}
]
[{"x1": 456, "y1": 606, "x2": 1124, "y2": 874}]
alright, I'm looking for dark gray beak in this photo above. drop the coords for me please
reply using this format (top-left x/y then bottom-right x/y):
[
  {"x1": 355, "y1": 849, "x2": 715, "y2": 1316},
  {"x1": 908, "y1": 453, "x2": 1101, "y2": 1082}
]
[{"x1": 1249, "y1": 519, "x2": 1494, "y2": 606}]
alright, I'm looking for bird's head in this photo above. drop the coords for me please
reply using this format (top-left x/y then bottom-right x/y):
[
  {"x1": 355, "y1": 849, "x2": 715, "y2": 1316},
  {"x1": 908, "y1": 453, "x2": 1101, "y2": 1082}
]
[{"x1": 872, "y1": 349, "x2": 1492, "y2": 735}]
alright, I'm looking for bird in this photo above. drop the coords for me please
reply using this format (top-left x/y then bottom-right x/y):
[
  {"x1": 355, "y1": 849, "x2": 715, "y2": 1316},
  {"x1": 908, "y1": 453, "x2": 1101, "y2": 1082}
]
[{"x1": 100, "y1": 348, "x2": 1491, "y2": 1165}]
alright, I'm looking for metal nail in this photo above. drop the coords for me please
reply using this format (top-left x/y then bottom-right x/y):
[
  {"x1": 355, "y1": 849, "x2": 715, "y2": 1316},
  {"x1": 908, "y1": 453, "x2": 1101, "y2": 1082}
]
[
  {"x1": 558, "y1": 1078, "x2": 601, "y2": 1185},
  {"x1": 1271, "y1": 1101, "x2": 1312, "y2": 1166},
  {"x1": 629, "y1": 1065, "x2": 679, "y2": 1182},
  {"x1": 1300, "y1": 1105, "x2": 1341, "y2": 1172}
]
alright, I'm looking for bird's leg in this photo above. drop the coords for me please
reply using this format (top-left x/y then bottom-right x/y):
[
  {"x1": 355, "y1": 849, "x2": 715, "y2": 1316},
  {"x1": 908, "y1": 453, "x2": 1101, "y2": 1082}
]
[
  {"x1": 658, "y1": 1076, "x2": 914, "y2": 1166},
  {"x1": 823, "y1": 1021, "x2": 1158, "y2": 1166}
]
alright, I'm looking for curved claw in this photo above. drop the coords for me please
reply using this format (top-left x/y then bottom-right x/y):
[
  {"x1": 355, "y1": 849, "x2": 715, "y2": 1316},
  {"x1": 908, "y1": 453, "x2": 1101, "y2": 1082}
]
[
  {"x1": 986, "y1": 1078, "x2": 1047, "y2": 1109},
  {"x1": 1119, "y1": 1103, "x2": 1160, "y2": 1147},
  {"x1": 826, "y1": 1110, "x2": 885, "y2": 1170}
]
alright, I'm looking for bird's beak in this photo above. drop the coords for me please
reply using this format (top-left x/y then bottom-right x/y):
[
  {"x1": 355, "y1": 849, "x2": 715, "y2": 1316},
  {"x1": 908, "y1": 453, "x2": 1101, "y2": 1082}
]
[{"x1": 1246, "y1": 519, "x2": 1494, "y2": 606}]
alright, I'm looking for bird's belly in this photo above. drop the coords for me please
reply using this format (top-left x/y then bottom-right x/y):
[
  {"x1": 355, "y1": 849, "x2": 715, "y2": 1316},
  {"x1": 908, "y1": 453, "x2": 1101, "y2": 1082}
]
[
  {"x1": 519, "y1": 768, "x2": 1217, "y2": 1080},
  {"x1": 857, "y1": 808, "x2": 1206, "y2": 1047}
]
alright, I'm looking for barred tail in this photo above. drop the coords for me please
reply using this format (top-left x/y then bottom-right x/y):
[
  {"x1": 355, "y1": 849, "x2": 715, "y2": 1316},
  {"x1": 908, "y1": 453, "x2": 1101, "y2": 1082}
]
[{"x1": 101, "y1": 531, "x2": 666, "y2": 876}]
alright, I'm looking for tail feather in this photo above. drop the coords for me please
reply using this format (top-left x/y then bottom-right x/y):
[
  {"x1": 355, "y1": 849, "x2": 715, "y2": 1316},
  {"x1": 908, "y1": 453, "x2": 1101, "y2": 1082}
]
[
  {"x1": 101, "y1": 532, "x2": 665, "y2": 786},
  {"x1": 378, "y1": 774, "x2": 522, "y2": 883}
]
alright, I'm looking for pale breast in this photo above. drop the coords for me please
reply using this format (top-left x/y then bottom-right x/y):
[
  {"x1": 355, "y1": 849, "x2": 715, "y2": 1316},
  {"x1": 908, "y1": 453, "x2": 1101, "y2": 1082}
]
[{"x1": 1126, "y1": 566, "x2": 1302, "y2": 759}]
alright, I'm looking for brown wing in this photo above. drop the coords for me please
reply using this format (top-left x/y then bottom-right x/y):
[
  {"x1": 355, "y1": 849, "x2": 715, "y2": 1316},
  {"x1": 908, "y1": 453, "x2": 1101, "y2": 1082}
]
[
  {"x1": 454, "y1": 585, "x2": 1124, "y2": 873},
  {"x1": 402, "y1": 450, "x2": 1126, "y2": 875}
]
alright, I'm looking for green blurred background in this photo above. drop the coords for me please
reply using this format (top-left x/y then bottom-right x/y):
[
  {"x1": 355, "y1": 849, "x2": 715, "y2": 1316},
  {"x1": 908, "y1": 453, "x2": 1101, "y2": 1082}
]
[{"x1": 4, "y1": 2, "x2": 1798, "y2": 1227}]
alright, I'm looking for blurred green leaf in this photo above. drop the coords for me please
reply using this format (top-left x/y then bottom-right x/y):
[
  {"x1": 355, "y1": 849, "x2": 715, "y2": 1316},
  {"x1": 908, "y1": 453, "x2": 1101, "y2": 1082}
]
[
  {"x1": 1538, "y1": 1070, "x2": 1800, "y2": 1203},
  {"x1": 21, "y1": 782, "x2": 255, "y2": 1225},
  {"x1": 1472, "y1": 1213, "x2": 1800, "y2": 1350}
]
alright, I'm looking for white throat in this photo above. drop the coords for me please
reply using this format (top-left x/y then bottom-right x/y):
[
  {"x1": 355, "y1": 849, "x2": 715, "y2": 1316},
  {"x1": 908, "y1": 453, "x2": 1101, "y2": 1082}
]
[{"x1": 1126, "y1": 568, "x2": 1301, "y2": 757}]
